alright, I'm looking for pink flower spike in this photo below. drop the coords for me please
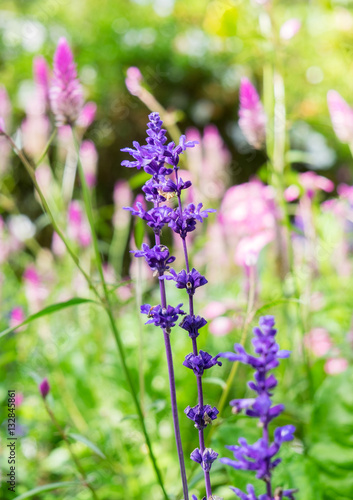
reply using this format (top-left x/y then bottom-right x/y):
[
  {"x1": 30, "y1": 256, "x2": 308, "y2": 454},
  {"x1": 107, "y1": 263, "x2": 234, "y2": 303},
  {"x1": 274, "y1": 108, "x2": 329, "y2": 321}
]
[
  {"x1": 0, "y1": 117, "x2": 5, "y2": 135},
  {"x1": 327, "y1": 90, "x2": 353, "y2": 144},
  {"x1": 209, "y1": 317, "x2": 234, "y2": 337},
  {"x1": 239, "y1": 78, "x2": 266, "y2": 150},
  {"x1": 39, "y1": 378, "x2": 50, "y2": 398},
  {"x1": 77, "y1": 101, "x2": 97, "y2": 128},
  {"x1": 280, "y1": 19, "x2": 301, "y2": 40},
  {"x1": 33, "y1": 56, "x2": 50, "y2": 103},
  {"x1": 125, "y1": 67, "x2": 143, "y2": 96},
  {"x1": 80, "y1": 140, "x2": 98, "y2": 188},
  {"x1": 299, "y1": 171, "x2": 334, "y2": 198},
  {"x1": 50, "y1": 37, "x2": 84, "y2": 127}
]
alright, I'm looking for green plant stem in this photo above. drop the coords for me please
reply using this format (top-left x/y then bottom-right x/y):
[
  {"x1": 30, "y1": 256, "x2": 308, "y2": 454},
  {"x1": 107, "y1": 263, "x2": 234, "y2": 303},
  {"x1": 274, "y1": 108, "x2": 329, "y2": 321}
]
[
  {"x1": 71, "y1": 127, "x2": 169, "y2": 500},
  {"x1": 35, "y1": 129, "x2": 57, "y2": 166},
  {"x1": 43, "y1": 399, "x2": 99, "y2": 500}
]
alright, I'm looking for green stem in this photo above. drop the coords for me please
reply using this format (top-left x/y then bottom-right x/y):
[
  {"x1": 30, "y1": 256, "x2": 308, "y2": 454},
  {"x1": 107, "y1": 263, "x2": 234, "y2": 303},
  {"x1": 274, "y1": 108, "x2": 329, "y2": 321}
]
[
  {"x1": 44, "y1": 399, "x2": 99, "y2": 500},
  {"x1": 35, "y1": 128, "x2": 57, "y2": 166},
  {"x1": 71, "y1": 127, "x2": 169, "y2": 500}
]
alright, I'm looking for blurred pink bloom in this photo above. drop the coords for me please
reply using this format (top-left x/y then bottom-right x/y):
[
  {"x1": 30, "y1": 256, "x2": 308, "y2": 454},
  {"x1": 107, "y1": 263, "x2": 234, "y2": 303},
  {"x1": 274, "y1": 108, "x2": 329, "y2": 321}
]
[
  {"x1": 284, "y1": 184, "x2": 300, "y2": 202},
  {"x1": 327, "y1": 90, "x2": 353, "y2": 144},
  {"x1": 220, "y1": 180, "x2": 277, "y2": 238},
  {"x1": 80, "y1": 140, "x2": 98, "y2": 188},
  {"x1": 22, "y1": 114, "x2": 50, "y2": 158},
  {"x1": 280, "y1": 19, "x2": 301, "y2": 40},
  {"x1": 23, "y1": 265, "x2": 49, "y2": 312},
  {"x1": 200, "y1": 301, "x2": 227, "y2": 320},
  {"x1": 299, "y1": 171, "x2": 334, "y2": 199},
  {"x1": 10, "y1": 307, "x2": 26, "y2": 331},
  {"x1": 113, "y1": 180, "x2": 133, "y2": 228},
  {"x1": 304, "y1": 328, "x2": 332, "y2": 357},
  {"x1": 33, "y1": 55, "x2": 50, "y2": 105},
  {"x1": 325, "y1": 357, "x2": 348, "y2": 375},
  {"x1": 39, "y1": 378, "x2": 50, "y2": 398},
  {"x1": 77, "y1": 101, "x2": 97, "y2": 128},
  {"x1": 0, "y1": 117, "x2": 5, "y2": 134},
  {"x1": 35, "y1": 164, "x2": 53, "y2": 196},
  {"x1": 125, "y1": 67, "x2": 143, "y2": 96},
  {"x1": 239, "y1": 78, "x2": 267, "y2": 150},
  {"x1": 15, "y1": 393, "x2": 24, "y2": 406},
  {"x1": 50, "y1": 38, "x2": 84, "y2": 126},
  {"x1": 338, "y1": 183, "x2": 353, "y2": 203},
  {"x1": 209, "y1": 316, "x2": 233, "y2": 336},
  {"x1": 67, "y1": 200, "x2": 91, "y2": 248},
  {"x1": 234, "y1": 231, "x2": 273, "y2": 267},
  {"x1": 52, "y1": 231, "x2": 66, "y2": 257},
  {"x1": 117, "y1": 283, "x2": 133, "y2": 302}
]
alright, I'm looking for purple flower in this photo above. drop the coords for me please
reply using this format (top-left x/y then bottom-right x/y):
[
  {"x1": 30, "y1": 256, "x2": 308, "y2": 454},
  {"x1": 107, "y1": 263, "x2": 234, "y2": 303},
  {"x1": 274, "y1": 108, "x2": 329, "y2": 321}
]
[
  {"x1": 121, "y1": 112, "x2": 196, "y2": 175},
  {"x1": 169, "y1": 203, "x2": 216, "y2": 239},
  {"x1": 131, "y1": 243, "x2": 175, "y2": 274},
  {"x1": 166, "y1": 268, "x2": 208, "y2": 295},
  {"x1": 179, "y1": 314, "x2": 207, "y2": 339},
  {"x1": 220, "y1": 316, "x2": 296, "y2": 497},
  {"x1": 141, "y1": 303, "x2": 185, "y2": 330},
  {"x1": 125, "y1": 203, "x2": 173, "y2": 232},
  {"x1": 184, "y1": 404, "x2": 219, "y2": 430},
  {"x1": 49, "y1": 38, "x2": 84, "y2": 126},
  {"x1": 183, "y1": 350, "x2": 222, "y2": 376},
  {"x1": 39, "y1": 378, "x2": 50, "y2": 398},
  {"x1": 190, "y1": 447, "x2": 219, "y2": 472},
  {"x1": 239, "y1": 78, "x2": 267, "y2": 150}
]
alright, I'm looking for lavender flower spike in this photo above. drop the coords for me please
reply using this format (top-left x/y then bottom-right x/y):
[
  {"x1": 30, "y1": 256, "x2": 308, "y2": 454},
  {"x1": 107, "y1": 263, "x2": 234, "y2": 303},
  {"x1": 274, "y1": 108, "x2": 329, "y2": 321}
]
[
  {"x1": 220, "y1": 316, "x2": 296, "y2": 500},
  {"x1": 239, "y1": 78, "x2": 267, "y2": 150},
  {"x1": 50, "y1": 37, "x2": 84, "y2": 126}
]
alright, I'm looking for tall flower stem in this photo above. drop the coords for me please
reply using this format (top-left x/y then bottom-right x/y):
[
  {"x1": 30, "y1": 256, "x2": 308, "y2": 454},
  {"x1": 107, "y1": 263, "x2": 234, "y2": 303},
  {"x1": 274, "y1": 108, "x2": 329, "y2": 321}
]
[
  {"x1": 175, "y1": 176, "x2": 213, "y2": 499},
  {"x1": 155, "y1": 230, "x2": 189, "y2": 500},
  {"x1": 9, "y1": 133, "x2": 169, "y2": 500},
  {"x1": 43, "y1": 400, "x2": 99, "y2": 500}
]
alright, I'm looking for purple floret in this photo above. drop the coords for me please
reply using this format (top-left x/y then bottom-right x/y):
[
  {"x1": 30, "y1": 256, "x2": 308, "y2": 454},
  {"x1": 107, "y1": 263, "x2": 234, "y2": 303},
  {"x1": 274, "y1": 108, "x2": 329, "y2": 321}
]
[{"x1": 183, "y1": 350, "x2": 222, "y2": 376}]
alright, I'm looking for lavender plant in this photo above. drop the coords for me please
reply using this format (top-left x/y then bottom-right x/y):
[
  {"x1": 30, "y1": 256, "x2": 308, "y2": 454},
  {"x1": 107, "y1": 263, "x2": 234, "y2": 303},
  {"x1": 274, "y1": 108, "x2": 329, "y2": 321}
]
[
  {"x1": 122, "y1": 112, "x2": 220, "y2": 499},
  {"x1": 219, "y1": 316, "x2": 297, "y2": 500}
]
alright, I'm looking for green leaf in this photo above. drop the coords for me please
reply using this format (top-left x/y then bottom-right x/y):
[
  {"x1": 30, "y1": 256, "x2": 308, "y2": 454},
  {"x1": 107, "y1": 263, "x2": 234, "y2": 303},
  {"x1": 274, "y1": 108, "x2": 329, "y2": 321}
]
[
  {"x1": 134, "y1": 216, "x2": 145, "y2": 249},
  {"x1": 69, "y1": 433, "x2": 106, "y2": 459},
  {"x1": 13, "y1": 481, "x2": 79, "y2": 500},
  {"x1": 129, "y1": 171, "x2": 150, "y2": 189},
  {"x1": 202, "y1": 377, "x2": 227, "y2": 390},
  {"x1": 0, "y1": 298, "x2": 99, "y2": 339},
  {"x1": 308, "y1": 368, "x2": 353, "y2": 499},
  {"x1": 255, "y1": 298, "x2": 302, "y2": 315}
]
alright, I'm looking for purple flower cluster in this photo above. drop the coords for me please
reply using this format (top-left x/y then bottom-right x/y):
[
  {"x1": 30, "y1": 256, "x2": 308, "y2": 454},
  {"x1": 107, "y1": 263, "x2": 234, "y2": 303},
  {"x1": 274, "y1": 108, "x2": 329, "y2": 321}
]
[
  {"x1": 122, "y1": 112, "x2": 218, "y2": 499},
  {"x1": 219, "y1": 316, "x2": 296, "y2": 500}
]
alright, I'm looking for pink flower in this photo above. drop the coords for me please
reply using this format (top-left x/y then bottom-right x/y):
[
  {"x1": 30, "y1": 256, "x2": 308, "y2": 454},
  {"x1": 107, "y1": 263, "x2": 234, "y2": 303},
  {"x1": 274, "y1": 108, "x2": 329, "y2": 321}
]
[
  {"x1": 15, "y1": 393, "x2": 24, "y2": 406},
  {"x1": 77, "y1": 101, "x2": 97, "y2": 128},
  {"x1": 327, "y1": 90, "x2": 353, "y2": 144},
  {"x1": 209, "y1": 317, "x2": 234, "y2": 337},
  {"x1": 239, "y1": 78, "x2": 266, "y2": 150},
  {"x1": 80, "y1": 140, "x2": 98, "y2": 188},
  {"x1": 125, "y1": 67, "x2": 143, "y2": 96},
  {"x1": 304, "y1": 328, "x2": 332, "y2": 357},
  {"x1": 234, "y1": 231, "x2": 273, "y2": 267},
  {"x1": 324, "y1": 358, "x2": 348, "y2": 375},
  {"x1": 33, "y1": 55, "x2": 50, "y2": 105},
  {"x1": 10, "y1": 307, "x2": 26, "y2": 331},
  {"x1": 200, "y1": 301, "x2": 227, "y2": 320},
  {"x1": 67, "y1": 201, "x2": 91, "y2": 248},
  {"x1": 52, "y1": 231, "x2": 66, "y2": 257},
  {"x1": 50, "y1": 38, "x2": 84, "y2": 126},
  {"x1": 22, "y1": 114, "x2": 50, "y2": 158},
  {"x1": 280, "y1": 19, "x2": 301, "y2": 40},
  {"x1": 299, "y1": 171, "x2": 334, "y2": 198},
  {"x1": 284, "y1": 184, "x2": 300, "y2": 202},
  {"x1": 0, "y1": 117, "x2": 5, "y2": 135},
  {"x1": 113, "y1": 180, "x2": 133, "y2": 228},
  {"x1": 219, "y1": 180, "x2": 277, "y2": 239}
]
